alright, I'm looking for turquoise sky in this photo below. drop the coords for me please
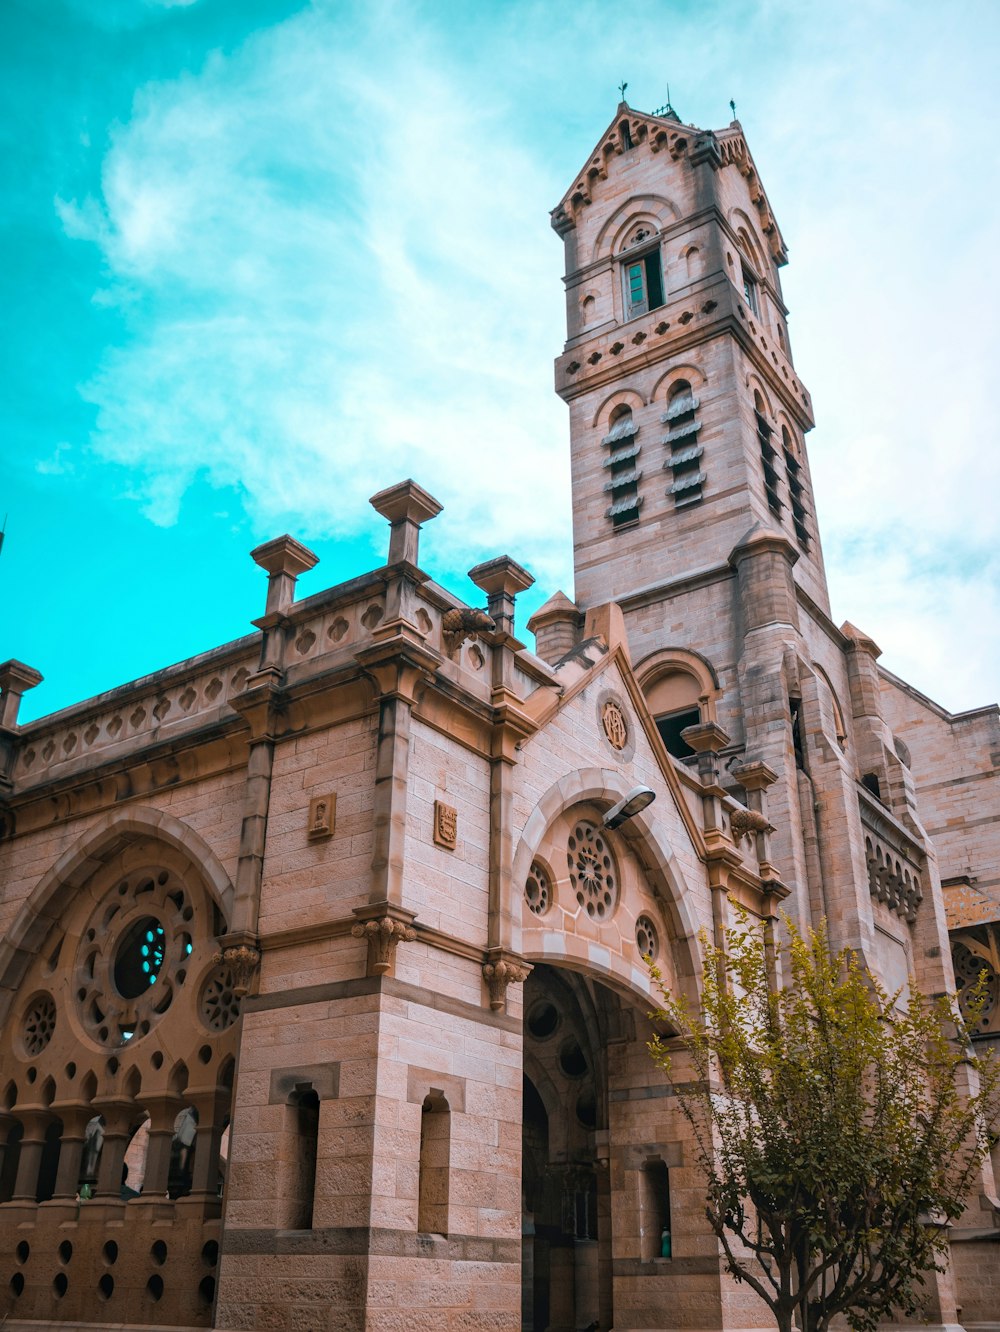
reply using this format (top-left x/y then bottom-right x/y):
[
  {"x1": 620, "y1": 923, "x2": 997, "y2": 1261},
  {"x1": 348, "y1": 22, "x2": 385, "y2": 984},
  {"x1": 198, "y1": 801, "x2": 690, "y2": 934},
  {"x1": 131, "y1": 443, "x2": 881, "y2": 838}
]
[{"x1": 4, "y1": 0, "x2": 999, "y2": 722}]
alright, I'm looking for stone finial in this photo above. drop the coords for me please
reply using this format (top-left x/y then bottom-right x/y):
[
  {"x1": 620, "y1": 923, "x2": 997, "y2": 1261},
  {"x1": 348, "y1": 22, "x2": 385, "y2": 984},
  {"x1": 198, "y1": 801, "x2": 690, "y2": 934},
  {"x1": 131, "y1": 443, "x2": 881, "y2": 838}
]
[
  {"x1": 840, "y1": 621, "x2": 883, "y2": 660},
  {"x1": 0, "y1": 661, "x2": 43, "y2": 730},
  {"x1": 370, "y1": 480, "x2": 443, "y2": 568},
  {"x1": 582, "y1": 601, "x2": 628, "y2": 652},
  {"x1": 468, "y1": 556, "x2": 534, "y2": 637},
  {"x1": 251, "y1": 536, "x2": 319, "y2": 616},
  {"x1": 526, "y1": 591, "x2": 583, "y2": 665}
]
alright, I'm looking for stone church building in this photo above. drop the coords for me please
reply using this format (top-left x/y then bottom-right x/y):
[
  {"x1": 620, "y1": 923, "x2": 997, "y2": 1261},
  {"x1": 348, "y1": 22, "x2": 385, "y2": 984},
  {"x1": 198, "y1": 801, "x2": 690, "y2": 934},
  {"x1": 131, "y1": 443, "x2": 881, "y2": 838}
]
[{"x1": 0, "y1": 102, "x2": 998, "y2": 1332}]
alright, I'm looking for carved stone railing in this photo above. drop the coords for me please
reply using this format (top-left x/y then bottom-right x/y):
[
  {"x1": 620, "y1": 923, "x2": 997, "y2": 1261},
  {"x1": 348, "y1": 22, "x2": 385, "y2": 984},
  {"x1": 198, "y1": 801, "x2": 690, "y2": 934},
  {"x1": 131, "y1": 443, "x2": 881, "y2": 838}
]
[
  {"x1": 14, "y1": 575, "x2": 506, "y2": 790},
  {"x1": 858, "y1": 786, "x2": 924, "y2": 922},
  {"x1": 15, "y1": 643, "x2": 259, "y2": 786}
]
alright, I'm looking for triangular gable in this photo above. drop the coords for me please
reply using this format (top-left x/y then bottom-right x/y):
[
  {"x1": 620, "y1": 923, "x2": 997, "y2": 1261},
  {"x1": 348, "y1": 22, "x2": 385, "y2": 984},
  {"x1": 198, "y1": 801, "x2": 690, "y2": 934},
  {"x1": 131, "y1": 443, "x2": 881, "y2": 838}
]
[
  {"x1": 551, "y1": 105, "x2": 787, "y2": 266},
  {"x1": 551, "y1": 103, "x2": 698, "y2": 235},
  {"x1": 519, "y1": 634, "x2": 707, "y2": 859}
]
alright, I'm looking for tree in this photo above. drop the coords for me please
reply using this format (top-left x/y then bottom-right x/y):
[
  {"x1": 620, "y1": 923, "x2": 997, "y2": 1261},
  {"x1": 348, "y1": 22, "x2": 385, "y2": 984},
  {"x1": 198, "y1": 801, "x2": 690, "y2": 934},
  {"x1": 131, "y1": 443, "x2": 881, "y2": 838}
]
[{"x1": 648, "y1": 914, "x2": 999, "y2": 1332}]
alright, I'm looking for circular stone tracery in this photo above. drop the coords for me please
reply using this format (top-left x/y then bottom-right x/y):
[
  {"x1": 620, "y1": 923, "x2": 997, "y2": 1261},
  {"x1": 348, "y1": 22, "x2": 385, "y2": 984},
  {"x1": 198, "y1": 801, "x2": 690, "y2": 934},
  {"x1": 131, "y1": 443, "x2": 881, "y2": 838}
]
[
  {"x1": 525, "y1": 861, "x2": 552, "y2": 917},
  {"x1": 74, "y1": 868, "x2": 197, "y2": 1048},
  {"x1": 952, "y1": 941, "x2": 999, "y2": 1031},
  {"x1": 567, "y1": 821, "x2": 618, "y2": 920},
  {"x1": 635, "y1": 915, "x2": 659, "y2": 962},
  {"x1": 22, "y1": 993, "x2": 57, "y2": 1056},
  {"x1": 200, "y1": 966, "x2": 242, "y2": 1033}
]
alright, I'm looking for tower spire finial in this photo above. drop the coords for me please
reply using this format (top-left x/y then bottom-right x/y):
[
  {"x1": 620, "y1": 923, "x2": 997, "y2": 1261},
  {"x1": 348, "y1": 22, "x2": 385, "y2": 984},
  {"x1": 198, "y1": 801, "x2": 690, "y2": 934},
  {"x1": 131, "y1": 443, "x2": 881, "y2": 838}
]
[
  {"x1": 730, "y1": 98, "x2": 737, "y2": 121},
  {"x1": 618, "y1": 80, "x2": 628, "y2": 103}
]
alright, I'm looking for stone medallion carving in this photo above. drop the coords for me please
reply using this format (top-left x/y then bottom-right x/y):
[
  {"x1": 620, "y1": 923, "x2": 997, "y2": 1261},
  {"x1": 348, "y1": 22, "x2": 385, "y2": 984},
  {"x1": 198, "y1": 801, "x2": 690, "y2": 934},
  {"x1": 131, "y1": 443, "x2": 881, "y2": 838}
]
[
  {"x1": 596, "y1": 690, "x2": 636, "y2": 760},
  {"x1": 601, "y1": 700, "x2": 628, "y2": 750},
  {"x1": 525, "y1": 860, "x2": 553, "y2": 917},
  {"x1": 567, "y1": 821, "x2": 619, "y2": 921}
]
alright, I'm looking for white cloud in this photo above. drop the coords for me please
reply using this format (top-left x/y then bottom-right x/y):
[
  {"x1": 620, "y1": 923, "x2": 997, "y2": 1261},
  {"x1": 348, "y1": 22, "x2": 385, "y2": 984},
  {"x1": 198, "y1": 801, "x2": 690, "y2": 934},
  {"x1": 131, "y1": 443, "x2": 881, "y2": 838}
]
[{"x1": 57, "y1": 0, "x2": 1000, "y2": 707}]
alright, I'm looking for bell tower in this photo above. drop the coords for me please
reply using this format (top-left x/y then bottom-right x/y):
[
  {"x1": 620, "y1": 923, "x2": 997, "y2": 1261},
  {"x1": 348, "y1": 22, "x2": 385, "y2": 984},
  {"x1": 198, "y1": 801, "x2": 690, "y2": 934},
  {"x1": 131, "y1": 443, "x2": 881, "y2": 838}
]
[
  {"x1": 550, "y1": 104, "x2": 881, "y2": 947},
  {"x1": 552, "y1": 101, "x2": 827, "y2": 619}
]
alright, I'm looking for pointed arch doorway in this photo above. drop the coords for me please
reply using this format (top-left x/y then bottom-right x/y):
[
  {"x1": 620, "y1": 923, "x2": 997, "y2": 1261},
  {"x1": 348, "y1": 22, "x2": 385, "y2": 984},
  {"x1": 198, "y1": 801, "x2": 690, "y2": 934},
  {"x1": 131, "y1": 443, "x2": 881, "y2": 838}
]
[{"x1": 521, "y1": 962, "x2": 637, "y2": 1332}]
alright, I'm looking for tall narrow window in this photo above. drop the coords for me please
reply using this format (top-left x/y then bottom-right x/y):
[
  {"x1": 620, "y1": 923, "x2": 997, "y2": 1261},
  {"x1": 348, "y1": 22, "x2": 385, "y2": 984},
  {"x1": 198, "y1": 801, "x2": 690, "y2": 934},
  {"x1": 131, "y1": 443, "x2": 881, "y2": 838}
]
[
  {"x1": 782, "y1": 426, "x2": 810, "y2": 548},
  {"x1": 418, "y1": 1092, "x2": 451, "y2": 1235},
  {"x1": 742, "y1": 266, "x2": 760, "y2": 315},
  {"x1": 603, "y1": 406, "x2": 642, "y2": 529},
  {"x1": 641, "y1": 1158, "x2": 672, "y2": 1260},
  {"x1": 754, "y1": 394, "x2": 782, "y2": 516},
  {"x1": 622, "y1": 248, "x2": 664, "y2": 319},
  {"x1": 284, "y1": 1087, "x2": 319, "y2": 1229},
  {"x1": 662, "y1": 381, "x2": 705, "y2": 508}
]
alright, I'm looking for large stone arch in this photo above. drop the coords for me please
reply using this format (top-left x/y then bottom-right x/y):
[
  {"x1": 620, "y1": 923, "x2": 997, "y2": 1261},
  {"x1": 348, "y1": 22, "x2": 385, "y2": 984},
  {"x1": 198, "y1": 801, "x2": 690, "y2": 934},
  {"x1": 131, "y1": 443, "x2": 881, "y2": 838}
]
[
  {"x1": 0, "y1": 806, "x2": 235, "y2": 1025},
  {"x1": 513, "y1": 767, "x2": 704, "y2": 1005}
]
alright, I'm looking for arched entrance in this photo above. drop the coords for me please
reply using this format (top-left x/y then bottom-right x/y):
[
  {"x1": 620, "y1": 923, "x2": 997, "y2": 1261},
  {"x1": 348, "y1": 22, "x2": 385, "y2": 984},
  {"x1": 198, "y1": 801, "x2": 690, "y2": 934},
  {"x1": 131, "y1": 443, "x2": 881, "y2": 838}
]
[{"x1": 522, "y1": 963, "x2": 641, "y2": 1332}]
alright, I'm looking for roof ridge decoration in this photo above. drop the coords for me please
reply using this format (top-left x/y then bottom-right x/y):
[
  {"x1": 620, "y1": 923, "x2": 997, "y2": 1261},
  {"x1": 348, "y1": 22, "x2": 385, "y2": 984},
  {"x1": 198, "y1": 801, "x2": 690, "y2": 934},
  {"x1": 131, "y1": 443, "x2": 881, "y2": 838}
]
[{"x1": 715, "y1": 124, "x2": 788, "y2": 265}]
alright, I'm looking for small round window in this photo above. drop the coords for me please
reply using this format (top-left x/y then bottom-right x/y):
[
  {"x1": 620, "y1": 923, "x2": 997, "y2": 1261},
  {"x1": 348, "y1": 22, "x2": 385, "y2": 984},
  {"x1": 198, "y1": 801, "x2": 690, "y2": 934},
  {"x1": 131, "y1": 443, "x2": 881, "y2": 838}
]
[{"x1": 114, "y1": 918, "x2": 166, "y2": 998}]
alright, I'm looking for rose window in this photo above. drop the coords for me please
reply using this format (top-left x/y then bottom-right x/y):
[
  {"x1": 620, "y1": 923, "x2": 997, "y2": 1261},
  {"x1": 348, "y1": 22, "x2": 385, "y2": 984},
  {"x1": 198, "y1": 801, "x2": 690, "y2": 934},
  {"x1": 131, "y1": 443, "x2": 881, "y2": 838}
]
[
  {"x1": 567, "y1": 821, "x2": 618, "y2": 920},
  {"x1": 635, "y1": 915, "x2": 659, "y2": 962},
  {"x1": 22, "y1": 993, "x2": 57, "y2": 1056},
  {"x1": 74, "y1": 868, "x2": 198, "y2": 1047},
  {"x1": 525, "y1": 861, "x2": 552, "y2": 916},
  {"x1": 200, "y1": 965, "x2": 242, "y2": 1033},
  {"x1": 952, "y1": 940, "x2": 999, "y2": 1031}
]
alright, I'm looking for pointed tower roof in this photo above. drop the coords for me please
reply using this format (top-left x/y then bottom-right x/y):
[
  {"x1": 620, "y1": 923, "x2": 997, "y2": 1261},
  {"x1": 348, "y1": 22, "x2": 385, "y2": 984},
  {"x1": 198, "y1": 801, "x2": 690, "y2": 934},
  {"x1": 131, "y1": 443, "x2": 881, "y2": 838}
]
[{"x1": 551, "y1": 104, "x2": 787, "y2": 264}]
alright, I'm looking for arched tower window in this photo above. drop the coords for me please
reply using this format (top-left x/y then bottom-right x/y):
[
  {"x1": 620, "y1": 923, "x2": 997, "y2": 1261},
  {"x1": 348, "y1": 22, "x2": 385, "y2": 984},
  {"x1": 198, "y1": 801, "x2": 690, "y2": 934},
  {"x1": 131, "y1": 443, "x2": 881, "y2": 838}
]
[
  {"x1": 644, "y1": 669, "x2": 703, "y2": 759},
  {"x1": 662, "y1": 381, "x2": 705, "y2": 508},
  {"x1": 754, "y1": 392, "x2": 782, "y2": 517},
  {"x1": 619, "y1": 227, "x2": 664, "y2": 320},
  {"x1": 603, "y1": 405, "x2": 642, "y2": 529},
  {"x1": 736, "y1": 230, "x2": 762, "y2": 317}
]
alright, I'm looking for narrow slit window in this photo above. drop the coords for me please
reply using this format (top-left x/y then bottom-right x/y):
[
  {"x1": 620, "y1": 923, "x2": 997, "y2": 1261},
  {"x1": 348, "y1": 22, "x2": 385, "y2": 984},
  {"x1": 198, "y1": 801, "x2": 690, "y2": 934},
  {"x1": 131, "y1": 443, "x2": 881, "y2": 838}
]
[
  {"x1": 283, "y1": 1087, "x2": 319, "y2": 1230},
  {"x1": 641, "y1": 1158, "x2": 672, "y2": 1260},
  {"x1": 418, "y1": 1092, "x2": 451, "y2": 1235}
]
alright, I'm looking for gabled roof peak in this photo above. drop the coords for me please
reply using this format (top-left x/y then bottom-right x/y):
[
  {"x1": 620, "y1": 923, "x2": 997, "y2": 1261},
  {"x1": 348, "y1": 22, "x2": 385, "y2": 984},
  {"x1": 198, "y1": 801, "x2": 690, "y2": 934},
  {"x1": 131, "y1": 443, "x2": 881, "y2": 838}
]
[{"x1": 551, "y1": 104, "x2": 788, "y2": 265}]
